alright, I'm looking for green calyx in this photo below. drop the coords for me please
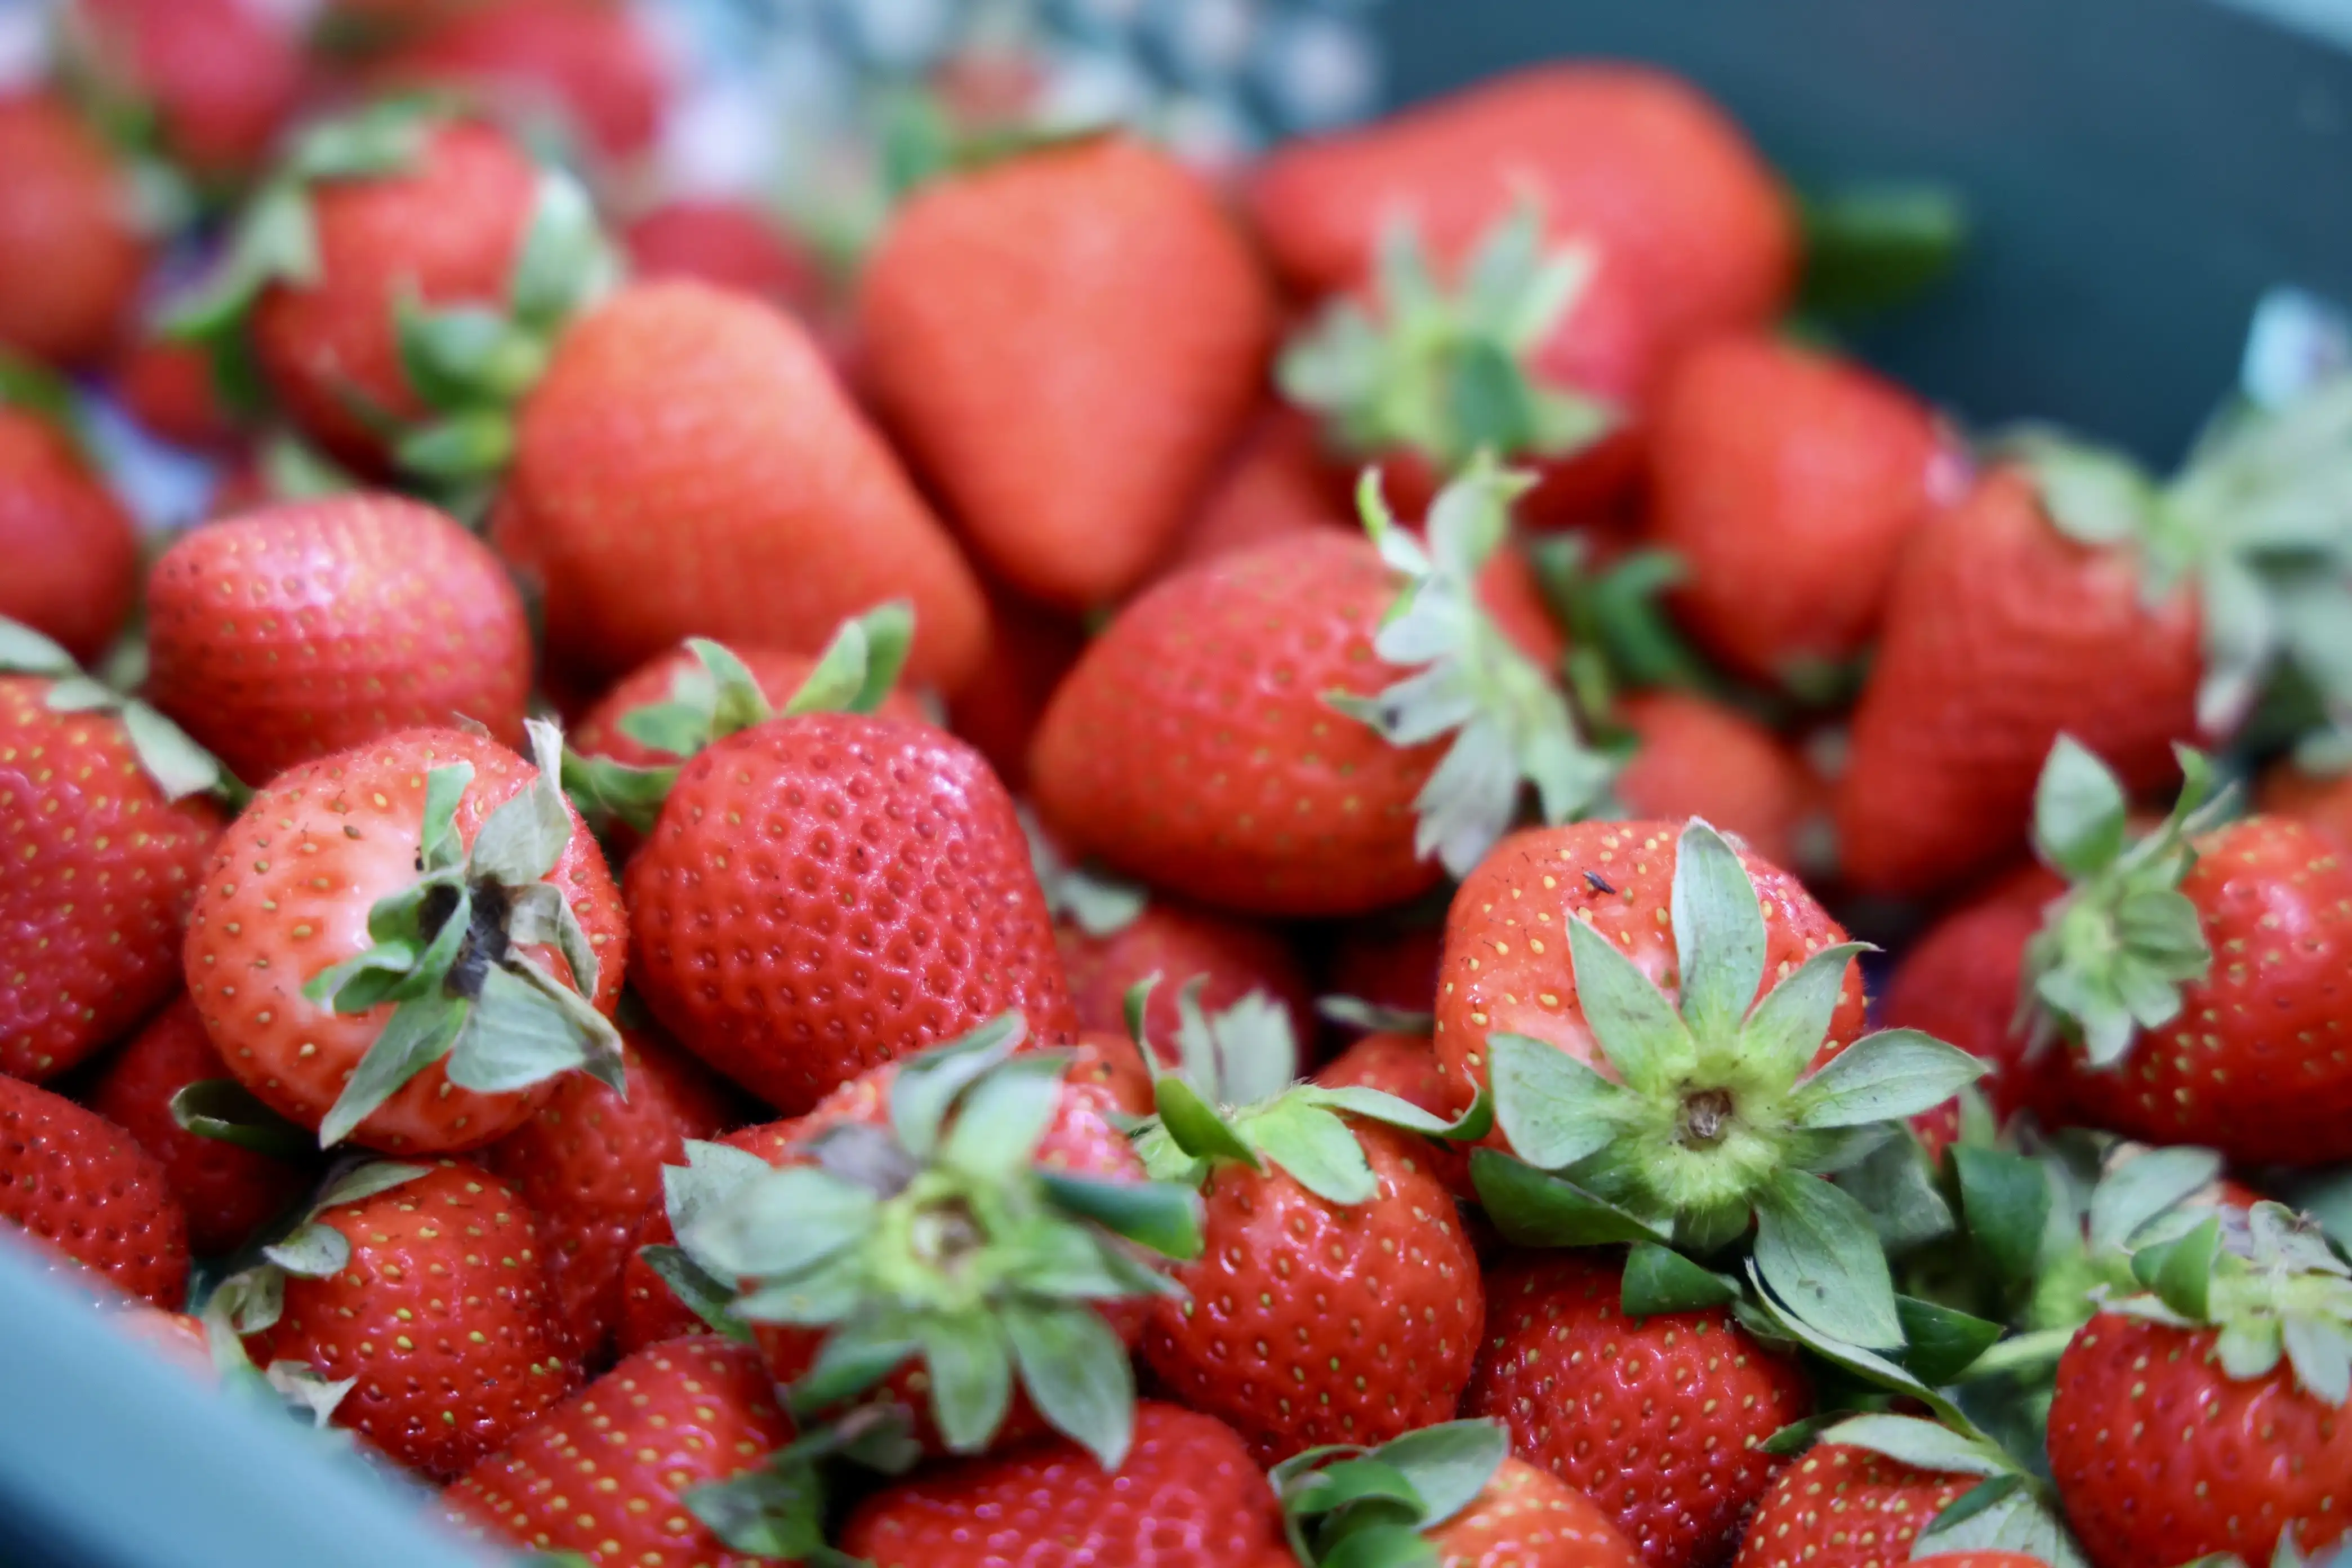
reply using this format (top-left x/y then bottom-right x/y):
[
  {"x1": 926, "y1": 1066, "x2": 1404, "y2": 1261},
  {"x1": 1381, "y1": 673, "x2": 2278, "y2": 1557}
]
[
  {"x1": 170, "y1": 1078, "x2": 316, "y2": 1164},
  {"x1": 2019, "y1": 735, "x2": 2231, "y2": 1068},
  {"x1": 1269, "y1": 1418, "x2": 1512, "y2": 1568},
  {"x1": 2116, "y1": 1200, "x2": 2352, "y2": 1406},
  {"x1": 1484, "y1": 818, "x2": 1988, "y2": 1352},
  {"x1": 300, "y1": 719, "x2": 625, "y2": 1147},
  {"x1": 0, "y1": 616, "x2": 245, "y2": 805},
  {"x1": 674, "y1": 1014, "x2": 1205, "y2": 1471},
  {"x1": 1329, "y1": 455, "x2": 1615, "y2": 877},
  {"x1": 0, "y1": 351, "x2": 90, "y2": 446},
  {"x1": 1026, "y1": 809, "x2": 1148, "y2": 938},
  {"x1": 563, "y1": 602, "x2": 916, "y2": 837},
  {"x1": 1527, "y1": 534, "x2": 1716, "y2": 723},
  {"x1": 683, "y1": 1406, "x2": 916, "y2": 1568},
  {"x1": 1125, "y1": 977, "x2": 1493, "y2": 1206},
  {"x1": 1810, "y1": 1413, "x2": 2091, "y2": 1568},
  {"x1": 1280, "y1": 205, "x2": 1619, "y2": 475}
]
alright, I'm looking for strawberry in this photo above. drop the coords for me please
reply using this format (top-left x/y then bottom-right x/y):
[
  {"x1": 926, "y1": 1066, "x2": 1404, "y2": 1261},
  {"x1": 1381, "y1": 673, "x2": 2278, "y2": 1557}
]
[
  {"x1": 613, "y1": 1116, "x2": 802, "y2": 1358},
  {"x1": 625, "y1": 710, "x2": 1075, "y2": 1113},
  {"x1": 857, "y1": 136, "x2": 1275, "y2": 609},
  {"x1": 1313, "y1": 1028, "x2": 1471, "y2": 1195},
  {"x1": 183, "y1": 721, "x2": 627, "y2": 1152},
  {"x1": 1838, "y1": 377, "x2": 2352, "y2": 897},
  {"x1": 111, "y1": 332, "x2": 247, "y2": 451},
  {"x1": 1646, "y1": 333, "x2": 1954, "y2": 689},
  {"x1": 1610, "y1": 692, "x2": 1825, "y2": 874},
  {"x1": 1246, "y1": 64, "x2": 1796, "y2": 355},
  {"x1": 481, "y1": 1022, "x2": 733, "y2": 1364},
  {"x1": 144, "y1": 492, "x2": 533, "y2": 786},
  {"x1": 1464, "y1": 1252, "x2": 1808, "y2": 1567},
  {"x1": 86, "y1": 994, "x2": 317, "y2": 1255},
  {"x1": 2046, "y1": 1204, "x2": 2352, "y2": 1567},
  {"x1": 0, "y1": 1072, "x2": 189, "y2": 1307},
  {"x1": 621, "y1": 197, "x2": 824, "y2": 317},
  {"x1": 2259, "y1": 757, "x2": 2352, "y2": 852},
  {"x1": 1168, "y1": 405, "x2": 1346, "y2": 573},
  {"x1": 1910, "y1": 1557, "x2": 2053, "y2": 1568},
  {"x1": 0, "y1": 370, "x2": 141, "y2": 663},
  {"x1": 492, "y1": 279, "x2": 990, "y2": 691},
  {"x1": 2021, "y1": 738, "x2": 2352, "y2": 1164},
  {"x1": 443, "y1": 1333, "x2": 798, "y2": 1564},
  {"x1": 1325, "y1": 919, "x2": 1446, "y2": 1022},
  {"x1": 375, "y1": 0, "x2": 669, "y2": 165},
  {"x1": 64, "y1": 0, "x2": 304, "y2": 182},
  {"x1": 215, "y1": 1157, "x2": 577, "y2": 1477},
  {"x1": 839, "y1": 1400, "x2": 1286, "y2": 1568},
  {"x1": 0, "y1": 93, "x2": 149, "y2": 367},
  {"x1": 0, "y1": 625, "x2": 228, "y2": 1083},
  {"x1": 939, "y1": 583, "x2": 1087, "y2": 798},
  {"x1": 1031, "y1": 461, "x2": 1609, "y2": 916},
  {"x1": 1731, "y1": 1443, "x2": 1977, "y2": 1568}
]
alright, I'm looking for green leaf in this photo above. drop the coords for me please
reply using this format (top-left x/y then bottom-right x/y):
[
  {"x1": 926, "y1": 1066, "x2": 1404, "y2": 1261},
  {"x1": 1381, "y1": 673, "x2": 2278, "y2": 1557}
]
[
  {"x1": 395, "y1": 409, "x2": 514, "y2": 481},
  {"x1": 1304, "y1": 1083, "x2": 1488, "y2": 1143},
  {"x1": 1487, "y1": 1034, "x2": 1635, "y2": 1171},
  {"x1": 1035, "y1": 1173, "x2": 1202, "y2": 1261},
  {"x1": 2132, "y1": 1215, "x2": 2221, "y2": 1321},
  {"x1": 1365, "y1": 1418, "x2": 1510, "y2": 1530},
  {"x1": 2280, "y1": 1313, "x2": 2352, "y2": 1405},
  {"x1": 1752, "y1": 1170, "x2": 1904, "y2": 1349},
  {"x1": 635, "y1": 1245, "x2": 752, "y2": 1343},
  {"x1": 1834, "y1": 1135, "x2": 1954, "y2": 1255},
  {"x1": 1562, "y1": 914, "x2": 1692, "y2": 1096},
  {"x1": 467, "y1": 775, "x2": 572, "y2": 892},
  {"x1": 394, "y1": 296, "x2": 523, "y2": 411},
  {"x1": 416, "y1": 762, "x2": 474, "y2": 873},
  {"x1": 788, "y1": 1319, "x2": 917, "y2": 1417},
  {"x1": 0, "y1": 616, "x2": 80, "y2": 676},
  {"x1": 1152, "y1": 1076, "x2": 1259, "y2": 1169},
  {"x1": 917, "y1": 1314, "x2": 1014, "y2": 1455},
  {"x1": 1741, "y1": 1262, "x2": 1974, "y2": 1428},
  {"x1": 1669, "y1": 821, "x2": 1769, "y2": 1044},
  {"x1": 1245, "y1": 1102, "x2": 1378, "y2": 1205},
  {"x1": 888, "y1": 1013, "x2": 1027, "y2": 1159},
  {"x1": 1789, "y1": 1030, "x2": 1989, "y2": 1129},
  {"x1": 1896, "y1": 1297, "x2": 2006, "y2": 1384},
  {"x1": 1003, "y1": 1301, "x2": 1135, "y2": 1469},
  {"x1": 684, "y1": 1165, "x2": 876, "y2": 1282},
  {"x1": 260, "y1": 1220, "x2": 349, "y2": 1279},
  {"x1": 168, "y1": 1080, "x2": 315, "y2": 1163},
  {"x1": 684, "y1": 1455, "x2": 828, "y2": 1560},
  {"x1": 317, "y1": 991, "x2": 467, "y2": 1147},
  {"x1": 1740, "y1": 942, "x2": 1870, "y2": 1084},
  {"x1": 1620, "y1": 1242, "x2": 1738, "y2": 1316},
  {"x1": 937, "y1": 1053, "x2": 1067, "y2": 1180},
  {"x1": 2032, "y1": 735, "x2": 2131, "y2": 878},
  {"x1": 118, "y1": 702, "x2": 233, "y2": 802},
  {"x1": 2009, "y1": 431, "x2": 2160, "y2": 550},
  {"x1": 1818, "y1": 1413, "x2": 2008, "y2": 1477},
  {"x1": 1955, "y1": 1146, "x2": 2053, "y2": 1287},
  {"x1": 1797, "y1": 182, "x2": 1968, "y2": 319},
  {"x1": 1469, "y1": 1150, "x2": 1665, "y2": 1248},
  {"x1": 509, "y1": 166, "x2": 609, "y2": 330},
  {"x1": 1914, "y1": 1476, "x2": 2092, "y2": 1568},
  {"x1": 2088, "y1": 1147, "x2": 2225, "y2": 1253},
  {"x1": 311, "y1": 1160, "x2": 434, "y2": 1213}
]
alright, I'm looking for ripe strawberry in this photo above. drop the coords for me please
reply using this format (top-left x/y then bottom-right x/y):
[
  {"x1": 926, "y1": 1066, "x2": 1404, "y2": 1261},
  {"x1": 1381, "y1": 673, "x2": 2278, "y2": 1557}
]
[
  {"x1": 1910, "y1": 1557, "x2": 2053, "y2": 1568},
  {"x1": 626, "y1": 711, "x2": 1075, "y2": 1113},
  {"x1": 1325, "y1": 919, "x2": 1446, "y2": 1022},
  {"x1": 939, "y1": 583, "x2": 1087, "y2": 797},
  {"x1": 1647, "y1": 334, "x2": 1954, "y2": 688},
  {"x1": 840, "y1": 1401, "x2": 1286, "y2": 1567},
  {"x1": 0, "y1": 93, "x2": 148, "y2": 367},
  {"x1": 0, "y1": 1072, "x2": 189, "y2": 1307},
  {"x1": 1246, "y1": 64, "x2": 1796, "y2": 354},
  {"x1": 613, "y1": 1116, "x2": 801, "y2": 1358},
  {"x1": 494, "y1": 280, "x2": 989, "y2": 691},
  {"x1": 65, "y1": 0, "x2": 304, "y2": 181},
  {"x1": 184, "y1": 721, "x2": 627, "y2": 1152},
  {"x1": 443, "y1": 1334, "x2": 796, "y2": 1563},
  {"x1": 86, "y1": 994, "x2": 317, "y2": 1255},
  {"x1": 376, "y1": 0, "x2": 669, "y2": 165},
  {"x1": 0, "y1": 383, "x2": 140, "y2": 663},
  {"x1": 1611, "y1": 692, "x2": 1824, "y2": 872},
  {"x1": 112, "y1": 332, "x2": 247, "y2": 451},
  {"x1": 1731, "y1": 1444, "x2": 1977, "y2": 1568},
  {"x1": 221, "y1": 1158, "x2": 577, "y2": 1477},
  {"x1": 1313, "y1": 1028, "x2": 1471, "y2": 1195},
  {"x1": 858, "y1": 136, "x2": 1274, "y2": 609},
  {"x1": 1167, "y1": 405, "x2": 1344, "y2": 573},
  {"x1": 621, "y1": 197, "x2": 823, "y2": 317},
  {"x1": 144, "y1": 492, "x2": 532, "y2": 786},
  {"x1": 1464, "y1": 1253, "x2": 1808, "y2": 1567},
  {"x1": 2259, "y1": 758, "x2": 2352, "y2": 852},
  {"x1": 2046, "y1": 1205, "x2": 2352, "y2": 1568}
]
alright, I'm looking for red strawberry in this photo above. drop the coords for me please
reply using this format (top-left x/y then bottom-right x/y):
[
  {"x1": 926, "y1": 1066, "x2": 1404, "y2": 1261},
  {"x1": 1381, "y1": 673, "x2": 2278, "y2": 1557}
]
[
  {"x1": 1046, "y1": 885, "x2": 1311, "y2": 1051},
  {"x1": 183, "y1": 721, "x2": 627, "y2": 1152},
  {"x1": 621, "y1": 197, "x2": 823, "y2": 317},
  {"x1": 857, "y1": 136, "x2": 1275, "y2": 609},
  {"x1": 144, "y1": 492, "x2": 533, "y2": 786},
  {"x1": 0, "y1": 93, "x2": 148, "y2": 367},
  {"x1": 939, "y1": 583, "x2": 1086, "y2": 798},
  {"x1": 494, "y1": 280, "x2": 990, "y2": 691},
  {"x1": 1313, "y1": 1029, "x2": 1471, "y2": 1194},
  {"x1": 0, "y1": 1072, "x2": 189, "y2": 1307},
  {"x1": 1465, "y1": 1253, "x2": 1808, "y2": 1568},
  {"x1": 1166, "y1": 405, "x2": 1344, "y2": 574},
  {"x1": 376, "y1": 0, "x2": 669, "y2": 164},
  {"x1": 625, "y1": 711, "x2": 1075, "y2": 1113},
  {"x1": 111, "y1": 332, "x2": 247, "y2": 451},
  {"x1": 1731, "y1": 1443, "x2": 1977, "y2": 1568},
  {"x1": 613, "y1": 1116, "x2": 801, "y2": 1358},
  {"x1": 1070, "y1": 1027, "x2": 1154, "y2": 1119},
  {"x1": 1324, "y1": 919, "x2": 1445, "y2": 1022},
  {"x1": 443, "y1": 1334, "x2": 796, "y2": 1564},
  {"x1": 840, "y1": 1401, "x2": 1286, "y2": 1568},
  {"x1": 66, "y1": 0, "x2": 304, "y2": 181},
  {"x1": 226, "y1": 1158, "x2": 578, "y2": 1477},
  {"x1": 1247, "y1": 64, "x2": 1796, "y2": 355},
  {"x1": 2259, "y1": 758, "x2": 2352, "y2": 852},
  {"x1": 1611, "y1": 692, "x2": 1824, "y2": 873},
  {"x1": 86, "y1": 994, "x2": 317, "y2": 1255},
  {"x1": 481, "y1": 1023, "x2": 733, "y2": 1363},
  {"x1": 0, "y1": 389, "x2": 140, "y2": 664},
  {"x1": 1646, "y1": 333, "x2": 1954, "y2": 688}
]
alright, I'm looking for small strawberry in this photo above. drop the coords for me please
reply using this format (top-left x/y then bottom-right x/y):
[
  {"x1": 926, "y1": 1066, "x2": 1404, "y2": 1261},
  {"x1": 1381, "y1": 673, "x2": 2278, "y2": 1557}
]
[
  {"x1": 622, "y1": 197, "x2": 823, "y2": 318},
  {"x1": 0, "y1": 363, "x2": 141, "y2": 663},
  {"x1": 213, "y1": 1157, "x2": 577, "y2": 1477},
  {"x1": 840, "y1": 1400, "x2": 1287, "y2": 1568},
  {"x1": 111, "y1": 331, "x2": 247, "y2": 451},
  {"x1": 1646, "y1": 333, "x2": 1954, "y2": 689},
  {"x1": 0, "y1": 1072, "x2": 189, "y2": 1307},
  {"x1": 2021, "y1": 738, "x2": 2352, "y2": 1164},
  {"x1": 64, "y1": 0, "x2": 305, "y2": 182},
  {"x1": 1246, "y1": 64, "x2": 1796, "y2": 355},
  {"x1": 86, "y1": 994, "x2": 317, "y2": 1255},
  {"x1": 144, "y1": 492, "x2": 533, "y2": 786},
  {"x1": 0, "y1": 93, "x2": 149, "y2": 367},
  {"x1": 1610, "y1": 692, "x2": 1825, "y2": 874},
  {"x1": 374, "y1": 0, "x2": 669, "y2": 166},
  {"x1": 939, "y1": 583, "x2": 1087, "y2": 798},
  {"x1": 1731, "y1": 1443, "x2": 1976, "y2": 1568},
  {"x1": 183, "y1": 720, "x2": 627, "y2": 1152},
  {"x1": 1168, "y1": 405, "x2": 1346, "y2": 573},
  {"x1": 857, "y1": 135, "x2": 1274, "y2": 609}
]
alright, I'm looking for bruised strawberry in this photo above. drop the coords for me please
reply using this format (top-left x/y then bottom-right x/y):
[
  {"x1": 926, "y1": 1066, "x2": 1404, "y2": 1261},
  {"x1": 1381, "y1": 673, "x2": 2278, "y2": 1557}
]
[
  {"x1": 0, "y1": 94, "x2": 148, "y2": 367},
  {"x1": 0, "y1": 1072, "x2": 189, "y2": 1307},
  {"x1": 621, "y1": 197, "x2": 823, "y2": 317},
  {"x1": 0, "y1": 386, "x2": 140, "y2": 664}
]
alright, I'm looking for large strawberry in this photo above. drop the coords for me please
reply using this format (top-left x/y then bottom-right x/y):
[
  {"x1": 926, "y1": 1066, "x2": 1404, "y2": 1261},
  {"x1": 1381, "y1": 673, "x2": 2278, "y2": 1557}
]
[
  {"x1": 63, "y1": 0, "x2": 304, "y2": 182},
  {"x1": 1246, "y1": 64, "x2": 1795, "y2": 354},
  {"x1": 1031, "y1": 460, "x2": 1609, "y2": 915},
  {"x1": 857, "y1": 135, "x2": 1273, "y2": 609},
  {"x1": 0, "y1": 1072, "x2": 189, "y2": 1307},
  {"x1": 0, "y1": 363, "x2": 140, "y2": 663},
  {"x1": 1837, "y1": 376, "x2": 2352, "y2": 896},
  {"x1": 0, "y1": 93, "x2": 149, "y2": 367},
  {"x1": 144, "y1": 492, "x2": 532, "y2": 786},
  {"x1": 2020, "y1": 738, "x2": 2352, "y2": 1164},
  {"x1": 183, "y1": 721, "x2": 627, "y2": 1152}
]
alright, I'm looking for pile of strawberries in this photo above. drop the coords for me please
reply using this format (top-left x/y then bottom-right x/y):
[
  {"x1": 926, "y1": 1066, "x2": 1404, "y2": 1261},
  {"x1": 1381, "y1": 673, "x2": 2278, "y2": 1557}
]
[{"x1": 2, "y1": 3, "x2": 2349, "y2": 1566}]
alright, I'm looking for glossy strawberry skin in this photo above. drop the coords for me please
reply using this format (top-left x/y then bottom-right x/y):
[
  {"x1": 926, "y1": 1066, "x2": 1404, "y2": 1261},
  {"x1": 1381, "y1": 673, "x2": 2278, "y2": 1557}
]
[
  {"x1": 1031, "y1": 532, "x2": 1442, "y2": 917},
  {"x1": 1057, "y1": 901, "x2": 1311, "y2": 1050},
  {"x1": 86, "y1": 994, "x2": 316, "y2": 1255},
  {"x1": 1431, "y1": 1456, "x2": 1648, "y2": 1568},
  {"x1": 1143, "y1": 1122, "x2": 1484, "y2": 1463},
  {"x1": 1613, "y1": 692, "x2": 1824, "y2": 874},
  {"x1": 1731, "y1": 1444, "x2": 1974, "y2": 1568},
  {"x1": 2063, "y1": 816, "x2": 2352, "y2": 1165},
  {"x1": 182, "y1": 727, "x2": 626, "y2": 1153},
  {"x1": 626, "y1": 712, "x2": 1076, "y2": 1115},
  {"x1": 443, "y1": 1334, "x2": 794, "y2": 1567},
  {"x1": 840, "y1": 1401, "x2": 1286, "y2": 1568},
  {"x1": 2048, "y1": 1312, "x2": 2350, "y2": 1568},
  {"x1": 71, "y1": 0, "x2": 304, "y2": 180},
  {"x1": 496, "y1": 280, "x2": 988, "y2": 692},
  {"x1": 1432, "y1": 821, "x2": 1865, "y2": 1130},
  {"x1": 145, "y1": 493, "x2": 533, "y2": 787},
  {"x1": 0, "y1": 1073, "x2": 189, "y2": 1308},
  {"x1": 1, "y1": 678, "x2": 224, "y2": 1082},
  {"x1": 0, "y1": 405, "x2": 140, "y2": 664},
  {"x1": 377, "y1": 0, "x2": 667, "y2": 163},
  {"x1": 248, "y1": 1159, "x2": 577, "y2": 1478},
  {"x1": 1467, "y1": 1253, "x2": 1808, "y2": 1568},
  {"x1": 1836, "y1": 468, "x2": 2203, "y2": 897},
  {"x1": 0, "y1": 94, "x2": 148, "y2": 367},
  {"x1": 621, "y1": 198, "x2": 823, "y2": 315},
  {"x1": 1313, "y1": 1031, "x2": 1471, "y2": 1195}
]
